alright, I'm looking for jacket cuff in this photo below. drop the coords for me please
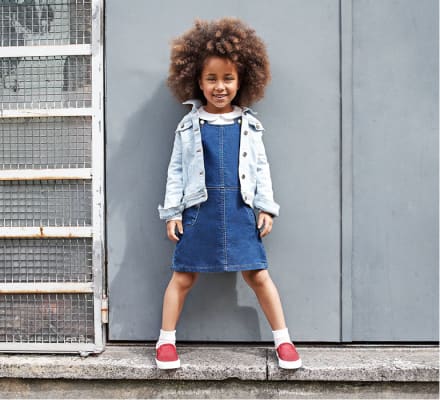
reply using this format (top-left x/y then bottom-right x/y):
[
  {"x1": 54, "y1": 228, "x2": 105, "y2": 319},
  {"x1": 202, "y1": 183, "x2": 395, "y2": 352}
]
[
  {"x1": 254, "y1": 199, "x2": 280, "y2": 217},
  {"x1": 158, "y1": 204, "x2": 185, "y2": 220}
]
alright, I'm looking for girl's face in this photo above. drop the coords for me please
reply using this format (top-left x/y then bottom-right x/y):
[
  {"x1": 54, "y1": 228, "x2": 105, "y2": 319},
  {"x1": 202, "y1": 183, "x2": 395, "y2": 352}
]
[{"x1": 199, "y1": 56, "x2": 240, "y2": 114}]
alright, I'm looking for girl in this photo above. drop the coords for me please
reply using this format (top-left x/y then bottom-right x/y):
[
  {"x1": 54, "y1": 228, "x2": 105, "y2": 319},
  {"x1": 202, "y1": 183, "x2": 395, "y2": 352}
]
[{"x1": 156, "y1": 17, "x2": 302, "y2": 370}]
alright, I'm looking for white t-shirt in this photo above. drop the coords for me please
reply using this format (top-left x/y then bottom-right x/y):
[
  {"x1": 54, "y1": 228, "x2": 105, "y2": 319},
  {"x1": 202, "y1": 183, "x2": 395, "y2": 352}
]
[{"x1": 197, "y1": 105, "x2": 242, "y2": 124}]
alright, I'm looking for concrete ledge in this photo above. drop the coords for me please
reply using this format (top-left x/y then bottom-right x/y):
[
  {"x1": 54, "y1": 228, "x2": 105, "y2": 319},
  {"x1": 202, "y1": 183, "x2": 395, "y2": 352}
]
[
  {"x1": 268, "y1": 345, "x2": 439, "y2": 382},
  {"x1": 1, "y1": 346, "x2": 266, "y2": 381},
  {"x1": 0, "y1": 344, "x2": 438, "y2": 382},
  {"x1": 0, "y1": 379, "x2": 438, "y2": 399}
]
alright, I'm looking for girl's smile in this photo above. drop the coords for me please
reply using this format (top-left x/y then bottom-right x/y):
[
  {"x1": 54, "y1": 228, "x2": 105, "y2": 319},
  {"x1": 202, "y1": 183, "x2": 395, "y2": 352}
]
[{"x1": 199, "y1": 56, "x2": 240, "y2": 114}]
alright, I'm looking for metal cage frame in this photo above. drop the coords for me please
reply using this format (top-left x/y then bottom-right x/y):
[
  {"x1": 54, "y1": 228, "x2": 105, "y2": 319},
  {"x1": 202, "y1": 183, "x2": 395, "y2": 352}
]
[{"x1": 0, "y1": 0, "x2": 105, "y2": 355}]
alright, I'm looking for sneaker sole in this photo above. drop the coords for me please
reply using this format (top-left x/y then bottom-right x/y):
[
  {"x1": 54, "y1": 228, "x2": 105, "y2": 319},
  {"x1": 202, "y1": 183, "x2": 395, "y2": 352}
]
[
  {"x1": 276, "y1": 353, "x2": 302, "y2": 369},
  {"x1": 155, "y1": 358, "x2": 181, "y2": 369}
]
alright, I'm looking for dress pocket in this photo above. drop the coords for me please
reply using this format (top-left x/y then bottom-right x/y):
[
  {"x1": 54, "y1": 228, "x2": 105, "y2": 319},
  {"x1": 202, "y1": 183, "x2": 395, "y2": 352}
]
[
  {"x1": 244, "y1": 205, "x2": 257, "y2": 226},
  {"x1": 182, "y1": 204, "x2": 200, "y2": 226}
]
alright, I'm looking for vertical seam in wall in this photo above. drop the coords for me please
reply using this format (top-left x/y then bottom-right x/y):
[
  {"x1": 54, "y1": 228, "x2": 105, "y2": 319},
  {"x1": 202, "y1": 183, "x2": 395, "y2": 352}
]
[
  {"x1": 340, "y1": 0, "x2": 354, "y2": 342},
  {"x1": 339, "y1": 0, "x2": 344, "y2": 345}
]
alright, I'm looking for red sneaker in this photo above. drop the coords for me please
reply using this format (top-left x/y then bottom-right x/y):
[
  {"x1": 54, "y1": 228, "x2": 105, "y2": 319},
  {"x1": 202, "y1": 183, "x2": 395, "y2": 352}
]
[
  {"x1": 276, "y1": 342, "x2": 302, "y2": 369},
  {"x1": 155, "y1": 343, "x2": 181, "y2": 369}
]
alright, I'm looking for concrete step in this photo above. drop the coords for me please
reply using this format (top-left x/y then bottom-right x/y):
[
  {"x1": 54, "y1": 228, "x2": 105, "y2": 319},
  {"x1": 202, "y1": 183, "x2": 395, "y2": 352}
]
[{"x1": 0, "y1": 344, "x2": 438, "y2": 398}]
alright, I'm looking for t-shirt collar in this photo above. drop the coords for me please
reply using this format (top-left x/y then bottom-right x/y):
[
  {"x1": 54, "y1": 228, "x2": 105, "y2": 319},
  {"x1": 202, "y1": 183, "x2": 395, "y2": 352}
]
[{"x1": 197, "y1": 105, "x2": 242, "y2": 121}]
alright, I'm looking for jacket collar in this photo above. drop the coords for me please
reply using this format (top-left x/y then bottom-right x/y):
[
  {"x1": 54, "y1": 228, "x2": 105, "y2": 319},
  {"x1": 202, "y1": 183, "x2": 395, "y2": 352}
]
[
  {"x1": 242, "y1": 106, "x2": 258, "y2": 116},
  {"x1": 182, "y1": 99, "x2": 203, "y2": 113}
]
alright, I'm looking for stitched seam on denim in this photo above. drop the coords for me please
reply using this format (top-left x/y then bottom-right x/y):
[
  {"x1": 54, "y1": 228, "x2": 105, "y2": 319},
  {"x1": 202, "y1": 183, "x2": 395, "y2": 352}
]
[
  {"x1": 224, "y1": 264, "x2": 268, "y2": 272},
  {"x1": 220, "y1": 126, "x2": 227, "y2": 267},
  {"x1": 235, "y1": 120, "x2": 242, "y2": 188},
  {"x1": 220, "y1": 125, "x2": 224, "y2": 188},
  {"x1": 171, "y1": 267, "x2": 268, "y2": 273},
  {"x1": 171, "y1": 262, "x2": 268, "y2": 270},
  {"x1": 206, "y1": 186, "x2": 240, "y2": 190}
]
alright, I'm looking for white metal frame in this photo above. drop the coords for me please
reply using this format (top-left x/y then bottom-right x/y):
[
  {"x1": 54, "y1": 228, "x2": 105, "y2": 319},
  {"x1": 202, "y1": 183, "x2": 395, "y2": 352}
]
[{"x1": 0, "y1": 0, "x2": 105, "y2": 355}]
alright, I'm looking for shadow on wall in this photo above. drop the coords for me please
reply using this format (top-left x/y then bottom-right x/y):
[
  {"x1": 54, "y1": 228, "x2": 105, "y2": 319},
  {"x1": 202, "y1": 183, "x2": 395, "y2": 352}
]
[{"x1": 106, "y1": 81, "x2": 261, "y2": 341}]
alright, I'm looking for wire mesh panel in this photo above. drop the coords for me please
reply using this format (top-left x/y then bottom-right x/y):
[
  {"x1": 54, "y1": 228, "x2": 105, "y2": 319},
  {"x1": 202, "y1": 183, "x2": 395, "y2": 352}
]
[
  {"x1": 0, "y1": 293, "x2": 94, "y2": 344},
  {"x1": 0, "y1": 0, "x2": 104, "y2": 354},
  {"x1": 0, "y1": 1, "x2": 92, "y2": 47},
  {"x1": 0, "y1": 55, "x2": 92, "y2": 110},
  {"x1": 0, "y1": 238, "x2": 93, "y2": 283},
  {"x1": 0, "y1": 180, "x2": 92, "y2": 227},
  {"x1": 0, "y1": 117, "x2": 92, "y2": 169}
]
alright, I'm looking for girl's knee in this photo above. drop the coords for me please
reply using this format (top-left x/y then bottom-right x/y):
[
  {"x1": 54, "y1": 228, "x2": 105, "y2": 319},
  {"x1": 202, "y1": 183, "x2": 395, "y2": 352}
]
[
  {"x1": 242, "y1": 269, "x2": 270, "y2": 288},
  {"x1": 172, "y1": 271, "x2": 199, "y2": 290}
]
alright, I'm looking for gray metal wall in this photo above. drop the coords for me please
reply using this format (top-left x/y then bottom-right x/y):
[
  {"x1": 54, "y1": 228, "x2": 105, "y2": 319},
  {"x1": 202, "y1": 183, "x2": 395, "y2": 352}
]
[
  {"x1": 351, "y1": 0, "x2": 438, "y2": 340},
  {"x1": 105, "y1": 0, "x2": 438, "y2": 342}
]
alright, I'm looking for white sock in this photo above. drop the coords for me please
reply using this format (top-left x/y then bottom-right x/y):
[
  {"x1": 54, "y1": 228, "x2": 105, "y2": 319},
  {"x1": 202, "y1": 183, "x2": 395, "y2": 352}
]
[
  {"x1": 272, "y1": 327, "x2": 292, "y2": 348},
  {"x1": 155, "y1": 329, "x2": 176, "y2": 349}
]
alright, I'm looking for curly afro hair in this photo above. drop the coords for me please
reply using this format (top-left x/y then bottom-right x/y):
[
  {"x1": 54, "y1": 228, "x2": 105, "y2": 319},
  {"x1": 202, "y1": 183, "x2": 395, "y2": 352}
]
[{"x1": 167, "y1": 17, "x2": 271, "y2": 107}]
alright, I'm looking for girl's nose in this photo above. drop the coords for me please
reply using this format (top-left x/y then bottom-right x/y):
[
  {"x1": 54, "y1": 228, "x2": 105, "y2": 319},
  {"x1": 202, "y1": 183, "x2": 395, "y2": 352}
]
[{"x1": 215, "y1": 81, "x2": 225, "y2": 90}]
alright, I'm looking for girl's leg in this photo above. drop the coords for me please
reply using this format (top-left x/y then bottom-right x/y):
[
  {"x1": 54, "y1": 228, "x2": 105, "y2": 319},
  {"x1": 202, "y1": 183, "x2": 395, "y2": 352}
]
[
  {"x1": 161, "y1": 271, "x2": 199, "y2": 330},
  {"x1": 240, "y1": 269, "x2": 302, "y2": 369},
  {"x1": 156, "y1": 272, "x2": 198, "y2": 369},
  {"x1": 241, "y1": 269, "x2": 286, "y2": 330}
]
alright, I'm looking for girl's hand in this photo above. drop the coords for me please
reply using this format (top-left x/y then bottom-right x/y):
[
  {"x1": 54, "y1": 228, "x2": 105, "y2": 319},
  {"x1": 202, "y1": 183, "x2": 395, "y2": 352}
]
[
  {"x1": 258, "y1": 211, "x2": 273, "y2": 238},
  {"x1": 167, "y1": 220, "x2": 183, "y2": 242}
]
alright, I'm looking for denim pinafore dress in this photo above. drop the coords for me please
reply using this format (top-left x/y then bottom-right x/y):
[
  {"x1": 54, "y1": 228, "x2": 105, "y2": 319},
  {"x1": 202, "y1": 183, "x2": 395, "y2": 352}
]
[{"x1": 171, "y1": 117, "x2": 268, "y2": 272}]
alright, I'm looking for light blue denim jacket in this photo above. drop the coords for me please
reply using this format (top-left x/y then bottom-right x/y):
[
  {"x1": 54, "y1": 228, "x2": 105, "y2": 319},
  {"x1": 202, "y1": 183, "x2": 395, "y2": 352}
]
[{"x1": 158, "y1": 99, "x2": 280, "y2": 220}]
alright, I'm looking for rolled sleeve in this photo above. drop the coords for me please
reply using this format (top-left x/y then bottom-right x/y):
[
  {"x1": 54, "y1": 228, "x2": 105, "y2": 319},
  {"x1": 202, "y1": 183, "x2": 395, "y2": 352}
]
[
  {"x1": 253, "y1": 131, "x2": 280, "y2": 217},
  {"x1": 158, "y1": 132, "x2": 185, "y2": 220}
]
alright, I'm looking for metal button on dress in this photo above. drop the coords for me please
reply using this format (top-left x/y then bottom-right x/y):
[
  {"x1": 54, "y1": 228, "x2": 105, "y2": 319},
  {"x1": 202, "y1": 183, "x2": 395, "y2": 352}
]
[
  {"x1": 200, "y1": 120, "x2": 205, "y2": 124},
  {"x1": 256, "y1": 124, "x2": 261, "y2": 129}
]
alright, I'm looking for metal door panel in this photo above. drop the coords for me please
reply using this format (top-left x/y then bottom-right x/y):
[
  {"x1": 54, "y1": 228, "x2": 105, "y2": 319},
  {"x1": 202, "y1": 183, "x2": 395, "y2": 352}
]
[
  {"x1": 351, "y1": 0, "x2": 438, "y2": 340},
  {"x1": 106, "y1": 0, "x2": 341, "y2": 341}
]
